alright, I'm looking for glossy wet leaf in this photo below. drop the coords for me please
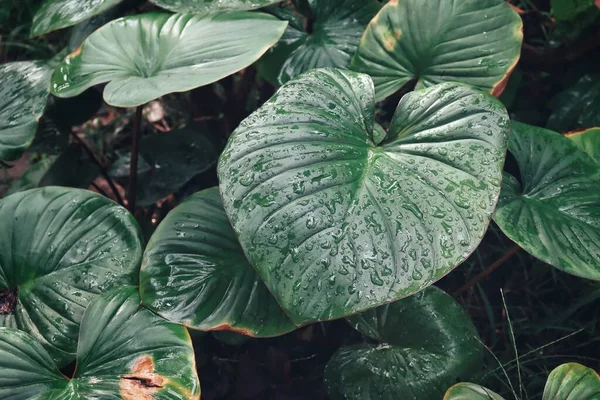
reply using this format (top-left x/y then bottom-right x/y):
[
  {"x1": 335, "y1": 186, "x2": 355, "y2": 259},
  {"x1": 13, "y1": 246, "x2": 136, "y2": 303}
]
[
  {"x1": 150, "y1": 0, "x2": 279, "y2": 13},
  {"x1": 31, "y1": 0, "x2": 124, "y2": 37},
  {"x1": 350, "y1": 0, "x2": 523, "y2": 101},
  {"x1": 218, "y1": 68, "x2": 509, "y2": 324},
  {"x1": 566, "y1": 127, "x2": 600, "y2": 164},
  {"x1": 257, "y1": 0, "x2": 381, "y2": 86},
  {"x1": 325, "y1": 286, "x2": 484, "y2": 400},
  {"x1": 543, "y1": 363, "x2": 600, "y2": 400},
  {"x1": 444, "y1": 383, "x2": 506, "y2": 400},
  {"x1": 493, "y1": 122, "x2": 600, "y2": 280},
  {"x1": 0, "y1": 287, "x2": 200, "y2": 399},
  {"x1": 141, "y1": 188, "x2": 295, "y2": 336},
  {"x1": 0, "y1": 187, "x2": 142, "y2": 366},
  {"x1": 51, "y1": 12, "x2": 288, "y2": 107},
  {"x1": 548, "y1": 74, "x2": 600, "y2": 132},
  {"x1": 109, "y1": 126, "x2": 219, "y2": 206},
  {"x1": 0, "y1": 61, "x2": 51, "y2": 161},
  {"x1": 5, "y1": 156, "x2": 57, "y2": 195}
]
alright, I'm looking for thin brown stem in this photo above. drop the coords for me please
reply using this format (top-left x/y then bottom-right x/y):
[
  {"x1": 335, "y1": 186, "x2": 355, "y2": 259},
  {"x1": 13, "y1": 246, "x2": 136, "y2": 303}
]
[
  {"x1": 127, "y1": 105, "x2": 143, "y2": 213},
  {"x1": 69, "y1": 130, "x2": 124, "y2": 206},
  {"x1": 454, "y1": 245, "x2": 521, "y2": 296}
]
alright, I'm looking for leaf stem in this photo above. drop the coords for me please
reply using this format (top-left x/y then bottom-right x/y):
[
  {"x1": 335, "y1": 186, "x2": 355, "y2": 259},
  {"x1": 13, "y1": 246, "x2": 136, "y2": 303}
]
[
  {"x1": 128, "y1": 105, "x2": 143, "y2": 213},
  {"x1": 454, "y1": 245, "x2": 521, "y2": 296},
  {"x1": 69, "y1": 130, "x2": 124, "y2": 206}
]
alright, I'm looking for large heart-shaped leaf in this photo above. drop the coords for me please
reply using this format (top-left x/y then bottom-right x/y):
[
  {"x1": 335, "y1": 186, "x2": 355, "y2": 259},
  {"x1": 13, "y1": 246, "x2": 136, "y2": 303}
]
[
  {"x1": 150, "y1": 0, "x2": 279, "y2": 13},
  {"x1": 141, "y1": 187, "x2": 295, "y2": 336},
  {"x1": 31, "y1": 0, "x2": 125, "y2": 37},
  {"x1": 548, "y1": 74, "x2": 600, "y2": 132},
  {"x1": 257, "y1": 0, "x2": 381, "y2": 86},
  {"x1": 0, "y1": 61, "x2": 51, "y2": 161},
  {"x1": 51, "y1": 12, "x2": 288, "y2": 107},
  {"x1": 566, "y1": 127, "x2": 600, "y2": 164},
  {"x1": 493, "y1": 122, "x2": 600, "y2": 280},
  {"x1": 543, "y1": 363, "x2": 600, "y2": 400},
  {"x1": 324, "y1": 286, "x2": 483, "y2": 400},
  {"x1": 0, "y1": 187, "x2": 142, "y2": 367},
  {"x1": 218, "y1": 68, "x2": 509, "y2": 324},
  {"x1": 0, "y1": 287, "x2": 200, "y2": 399},
  {"x1": 444, "y1": 383, "x2": 505, "y2": 400},
  {"x1": 350, "y1": 0, "x2": 523, "y2": 101}
]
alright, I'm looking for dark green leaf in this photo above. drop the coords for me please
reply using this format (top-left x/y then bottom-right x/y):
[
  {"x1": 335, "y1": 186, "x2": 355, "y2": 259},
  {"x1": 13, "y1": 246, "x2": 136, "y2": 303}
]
[
  {"x1": 0, "y1": 287, "x2": 200, "y2": 399},
  {"x1": 5, "y1": 156, "x2": 57, "y2": 195},
  {"x1": 257, "y1": 0, "x2": 381, "y2": 86},
  {"x1": 566, "y1": 127, "x2": 600, "y2": 164},
  {"x1": 39, "y1": 143, "x2": 100, "y2": 189},
  {"x1": 150, "y1": 0, "x2": 279, "y2": 13},
  {"x1": 493, "y1": 122, "x2": 600, "y2": 280},
  {"x1": 0, "y1": 61, "x2": 51, "y2": 161},
  {"x1": 0, "y1": 187, "x2": 143, "y2": 366},
  {"x1": 28, "y1": 115, "x2": 69, "y2": 155},
  {"x1": 218, "y1": 68, "x2": 509, "y2": 324},
  {"x1": 31, "y1": 0, "x2": 125, "y2": 37},
  {"x1": 325, "y1": 287, "x2": 484, "y2": 400},
  {"x1": 350, "y1": 0, "x2": 523, "y2": 101},
  {"x1": 141, "y1": 187, "x2": 295, "y2": 336},
  {"x1": 543, "y1": 363, "x2": 600, "y2": 400},
  {"x1": 551, "y1": 0, "x2": 597, "y2": 21},
  {"x1": 51, "y1": 12, "x2": 288, "y2": 107},
  {"x1": 444, "y1": 383, "x2": 505, "y2": 400},
  {"x1": 548, "y1": 74, "x2": 600, "y2": 132}
]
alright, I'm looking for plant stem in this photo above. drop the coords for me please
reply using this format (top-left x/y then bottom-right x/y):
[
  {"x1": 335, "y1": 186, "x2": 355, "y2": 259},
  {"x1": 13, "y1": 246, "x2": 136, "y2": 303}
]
[
  {"x1": 127, "y1": 105, "x2": 143, "y2": 213},
  {"x1": 69, "y1": 130, "x2": 124, "y2": 206},
  {"x1": 454, "y1": 245, "x2": 521, "y2": 296}
]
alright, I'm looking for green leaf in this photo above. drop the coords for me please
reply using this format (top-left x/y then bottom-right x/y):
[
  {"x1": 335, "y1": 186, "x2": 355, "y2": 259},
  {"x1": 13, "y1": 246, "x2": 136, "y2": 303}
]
[
  {"x1": 5, "y1": 156, "x2": 57, "y2": 195},
  {"x1": 444, "y1": 383, "x2": 506, "y2": 400},
  {"x1": 141, "y1": 187, "x2": 295, "y2": 336},
  {"x1": 256, "y1": 0, "x2": 381, "y2": 86},
  {"x1": 38, "y1": 143, "x2": 101, "y2": 188},
  {"x1": 0, "y1": 287, "x2": 200, "y2": 399},
  {"x1": 31, "y1": 0, "x2": 124, "y2": 37},
  {"x1": 0, "y1": 61, "x2": 51, "y2": 161},
  {"x1": 218, "y1": 68, "x2": 509, "y2": 324},
  {"x1": 551, "y1": 0, "x2": 597, "y2": 21},
  {"x1": 548, "y1": 74, "x2": 600, "y2": 132},
  {"x1": 0, "y1": 187, "x2": 143, "y2": 366},
  {"x1": 543, "y1": 363, "x2": 600, "y2": 400},
  {"x1": 150, "y1": 0, "x2": 279, "y2": 13},
  {"x1": 350, "y1": 0, "x2": 523, "y2": 101},
  {"x1": 51, "y1": 12, "x2": 288, "y2": 107},
  {"x1": 324, "y1": 287, "x2": 484, "y2": 400},
  {"x1": 566, "y1": 127, "x2": 600, "y2": 164},
  {"x1": 493, "y1": 122, "x2": 600, "y2": 280},
  {"x1": 109, "y1": 126, "x2": 220, "y2": 206}
]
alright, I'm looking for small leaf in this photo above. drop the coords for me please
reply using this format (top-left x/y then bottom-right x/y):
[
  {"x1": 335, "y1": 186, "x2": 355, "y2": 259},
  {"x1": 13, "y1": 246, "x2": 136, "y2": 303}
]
[
  {"x1": 548, "y1": 74, "x2": 600, "y2": 132},
  {"x1": 543, "y1": 363, "x2": 600, "y2": 400},
  {"x1": 0, "y1": 61, "x2": 51, "y2": 161},
  {"x1": 257, "y1": 0, "x2": 381, "y2": 85},
  {"x1": 218, "y1": 68, "x2": 509, "y2": 324},
  {"x1": 0, "y1": 187, "x2": 143, "y2": 366},
  {"x1": 351, "y1": 0, "x2": 523, "y2": 101},
  {"x1": 51, "y1": 12, "x2": 288, "y2": 107},
  {"x1": 31, "y1": 0, "x2": 124, "y2": 37},
  {"x1": 444, "y1": 383, "x2": 506, "y2": 400},
  {"x1": 566, "y1": 127, "x2": 600, "y2": 164},
  {"x1": 141, "y1": 187, "x2": 295, "y2": 336},
  {"x1": 0, "y1": 287, "x2": 200, "y2": 399},
  {"x1": 493, "y1": 122, "x2": 600, "y2": 280},
  {"x1": 150, "y1": 0, "x2": 279, "y2": 13},
  {"x1": 325, "y1": 287, "x2": 484, "y2": 400}
]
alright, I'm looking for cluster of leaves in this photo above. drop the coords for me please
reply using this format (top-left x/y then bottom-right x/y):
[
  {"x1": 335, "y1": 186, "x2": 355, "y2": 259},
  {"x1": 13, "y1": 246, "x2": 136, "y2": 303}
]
[{"x1": 1, "y1": 0, "x2": 599, "y2": 399}]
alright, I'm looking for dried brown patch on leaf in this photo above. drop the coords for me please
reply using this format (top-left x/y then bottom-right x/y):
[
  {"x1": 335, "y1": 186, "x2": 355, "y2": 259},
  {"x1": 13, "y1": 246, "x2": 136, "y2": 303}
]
[
  {"x1": 120, "y1": 355, "x2": 166, "y2": 400},
  {"x1": 0, "y1": 288, "x2": 17, "y2": 315},
  {"x1": 210, "y1": 323, "x2": 253, "y2": 336}
]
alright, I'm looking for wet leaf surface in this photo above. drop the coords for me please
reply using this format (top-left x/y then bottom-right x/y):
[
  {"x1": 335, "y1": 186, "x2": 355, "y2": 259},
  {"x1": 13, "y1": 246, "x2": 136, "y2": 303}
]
[
  {"x1": 566, "y1": 127, "x2": 600, "y2": 164},
  {"x1": 543, "y1": 363, "x2": 600, "y2": 400},
  {"x1": 141, "y1": 187, "x2": 295, "y2": 336},
  {"x1": 150, "y1": 0, "x2": 279, "y2": 13},
  {"x1": 218, "y1": 68, "x2": 509, "y2": 324},
  {"x1": 351, "y1": 0, "x2": 523, "y2": 101},
  {"x1": 547, "y1": 74, "x2": 600, "y2": 132},
  {"x1": 444, "y1": 382, "x2": 506, "y2": 400},
  {"x1": 51, "y1": 12, "x2": 288, "y2": 107},
  {"x1": 325, "y1": 287, "x2": 484, "y2": 400},
  {"x1": 0, "y1": 287, "x2": 200, "y2": 399},
  {"x1": 494, "y1": 122, "x2": 600, "y2": 280},
  {"x1": 0, "y1": 187, "x2": 142, "y2": 366}
]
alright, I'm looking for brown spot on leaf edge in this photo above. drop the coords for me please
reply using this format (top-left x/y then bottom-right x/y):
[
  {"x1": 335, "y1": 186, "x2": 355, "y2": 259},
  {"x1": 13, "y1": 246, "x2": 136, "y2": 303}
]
[
  {"x1": 0, "y1": 288, "x2": 17, "y2": 315},
  {"x1": 491, "y1": 23, "x2": 523, "y2": 98},
  {"x1": 120, "y1": 355, "x2": 166, "y2": 400},
  {"x1": 210, "y1": 323, "x2": 253, "y2": 336}
]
